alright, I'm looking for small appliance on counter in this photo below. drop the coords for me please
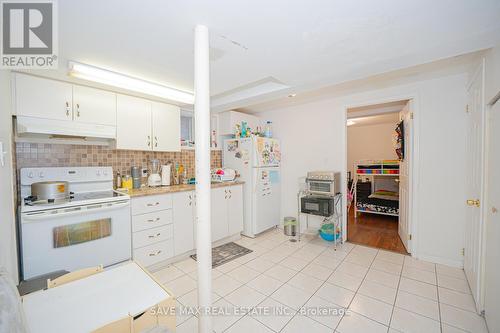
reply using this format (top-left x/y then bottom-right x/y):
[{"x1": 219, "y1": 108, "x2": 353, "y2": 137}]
[
  {"x1": 161, "y1": 164, "x2": 171, "y2": 186},
  {"x1": 147, "y1": 159, "x2": 162, "y2": 187}
]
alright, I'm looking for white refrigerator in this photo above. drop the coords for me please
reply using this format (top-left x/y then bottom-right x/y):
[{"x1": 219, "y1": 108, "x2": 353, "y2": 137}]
[{"x1": 223, "y1": 137, "x2": 281, "y2": 237}]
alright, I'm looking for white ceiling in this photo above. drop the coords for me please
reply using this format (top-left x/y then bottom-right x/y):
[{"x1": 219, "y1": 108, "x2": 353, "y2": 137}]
[{"x1": 55, "y1": 0, "x2": 500, "y2": 109}]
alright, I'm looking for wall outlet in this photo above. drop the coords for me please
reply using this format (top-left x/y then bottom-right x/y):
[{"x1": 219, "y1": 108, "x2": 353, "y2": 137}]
[{"x1": 141, "y1": 168, "x2": 148, "y2": 178}]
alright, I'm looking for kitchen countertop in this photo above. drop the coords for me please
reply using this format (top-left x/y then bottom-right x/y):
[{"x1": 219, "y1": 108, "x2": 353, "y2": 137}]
[{"x1": 117, "y1": 181, "x2": 245, "y2": 198}]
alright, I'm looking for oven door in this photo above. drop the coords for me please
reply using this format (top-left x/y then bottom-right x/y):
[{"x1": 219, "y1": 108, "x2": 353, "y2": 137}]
[{"x1": 20, "y1": 200, "x2": 131, "y2": 280}]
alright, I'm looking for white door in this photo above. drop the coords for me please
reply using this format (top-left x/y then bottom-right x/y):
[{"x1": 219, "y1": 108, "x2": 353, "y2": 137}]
[
  {"x1": 398, "y1": 101, "x2": 412, "y2": 252},
  {"x1": 116, "y1": 95, "x2": 152, "y2": 151},
  {"x1": 464, "y1": 64, "x2": 485, "y2": 308},
  {"x1": 172, "y1": 191, "x2": 195, "y2": 255},
  {"x1": 152, "y1": 102, "x2": 181, "y2": 152},
  {"x1": 211, "y1": 187, "x2": 228, "y2": 242},
  {"x1": 484, "y1": 100, "x2": 500, "y2": 332},
  {"x1": 227, "y1": 185, "x2": 244, "y2": 235},
  {"x1": 73, "y1": 85, "x2": 116, "y2": 126},
  {"x1": 253, "y1": 167, "x2": 280, "y2": 234},
  {"x1": 15, "y1": 73, "x2": 73, "y2": 121}
]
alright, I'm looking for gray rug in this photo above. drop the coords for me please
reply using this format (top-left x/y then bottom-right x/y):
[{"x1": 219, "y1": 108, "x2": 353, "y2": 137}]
[{"x1": 190, "y1": 242, "x2": 253, "y2": 268}]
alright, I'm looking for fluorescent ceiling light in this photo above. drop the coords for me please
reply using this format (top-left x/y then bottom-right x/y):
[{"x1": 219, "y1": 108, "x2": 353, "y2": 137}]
[
  {"x1": 347, "y1": 120, "x2": 356, "y2": 126},
  {"x1": 68, "y1": 61, "x2": 194, "y2": 104}
]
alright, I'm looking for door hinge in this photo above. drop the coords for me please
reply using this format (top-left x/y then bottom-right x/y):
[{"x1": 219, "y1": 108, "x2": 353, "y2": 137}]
[
  {"x1": 410, "y1": 112, "x2": 414, "y2": 120},
  {"x1": 461, "y1": 248, "x2": 465, "y2": 256},
  {"x1": 466, "y1": 104, "x2": 469, "y2": 113},
  {"x1": 408, "y1": 234, "x2": 412, "y2": 241}
]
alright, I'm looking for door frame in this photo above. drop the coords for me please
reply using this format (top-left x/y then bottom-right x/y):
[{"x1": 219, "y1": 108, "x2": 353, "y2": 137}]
[{"x1": 343, "y1": 94, "x2": 420, "y2": 256}]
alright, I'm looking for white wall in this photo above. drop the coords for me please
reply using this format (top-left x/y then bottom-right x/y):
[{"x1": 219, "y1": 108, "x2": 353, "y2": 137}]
[
  {"x1": 260, "y1": 72, "x2": 468, "y2": 267},
  {"x1": 347, "y1": 122, "x2": 398, "y2": 177},
  {"x1": 0, "y1": 71, "x2": 18, "y2": 283}
]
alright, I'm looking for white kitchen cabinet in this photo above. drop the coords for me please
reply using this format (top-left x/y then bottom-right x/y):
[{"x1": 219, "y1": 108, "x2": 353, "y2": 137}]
[
  {"x1": 211, "y1": 187, "x2": 229, "y2": 242},
  {"x1": 72, "y1": 85, "x2": 116, "y2": 126},
  {"x1": 14, "y1": 73, "x2": 73, "y2": 121},
  {"x1": 172, "y1": 191, "x2": 195, "y2": 255},
  {"x1": 218, "y1": 110, "x2": 260, "y2": 135},
  {"x1": 152, "y1": 102, "x2": 181, "y2": 152},
  {"x1": 227, "y1": 185, "x2": 244, "y2": 235},
  {"x1": 117, "y1": 95, "x2": 181, "y2": 152},
  {"x1": 116, "y1": 94, "x2": 152, "y2": 151}
]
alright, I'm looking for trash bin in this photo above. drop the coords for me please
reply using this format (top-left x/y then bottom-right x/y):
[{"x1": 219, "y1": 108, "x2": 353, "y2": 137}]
[{"x1": 283, "y1": 216, "x2": 297, "y2": 236}]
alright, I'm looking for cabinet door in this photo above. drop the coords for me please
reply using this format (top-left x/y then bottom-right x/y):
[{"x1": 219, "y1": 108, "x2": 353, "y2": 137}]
[
  {"x1": 116, "y1": 95, "x2": 152, "y2": 151},
  {"x1": 73, "y1": 85, "x2": 116, "y2": 126},
  {"x1": 172, "y1": 191, "x2": 195, "y2": 255},
  {"x1": 152, "y1": 102, "x2": 180, "y2": 152},
  {"x1": 15, "y1": 73, "x2": 73, "y2": 121},
  {"x1": 227, "y1": 185, "x2": 244, "y2": 236},
  {"x1": 211, "y1": 187, "x2": 228, "y2": 242}
]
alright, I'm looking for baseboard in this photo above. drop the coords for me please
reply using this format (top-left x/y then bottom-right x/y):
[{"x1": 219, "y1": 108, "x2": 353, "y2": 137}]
[{"x1": 417, "y1": 253, "x2": 464, "y2": 268}]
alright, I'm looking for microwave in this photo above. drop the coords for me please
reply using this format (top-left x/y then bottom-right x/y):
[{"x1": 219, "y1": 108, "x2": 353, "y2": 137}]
[{"x1": 301, "y1": 195, "x2": 335, "y2": 217}]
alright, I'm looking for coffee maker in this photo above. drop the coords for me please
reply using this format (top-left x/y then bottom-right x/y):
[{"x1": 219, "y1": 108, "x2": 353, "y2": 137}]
[{"x1": 148, "y1": 159, "x2": 162, "y2": 187}]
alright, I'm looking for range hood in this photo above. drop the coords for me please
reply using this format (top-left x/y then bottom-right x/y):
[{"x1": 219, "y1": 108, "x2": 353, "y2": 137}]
[{"x1": 15, "y1": 116, "x2": 116, "y2": 145}]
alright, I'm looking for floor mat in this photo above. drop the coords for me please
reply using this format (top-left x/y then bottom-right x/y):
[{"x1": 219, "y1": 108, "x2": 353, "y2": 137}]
[{"x1": 190, "y1": 242, "x2": 253, "y2": 268}]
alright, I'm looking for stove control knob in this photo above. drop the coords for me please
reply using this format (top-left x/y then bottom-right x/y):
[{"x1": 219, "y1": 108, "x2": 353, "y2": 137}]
[
  {"x1": 28, "y1": 172, "x2": 34, "y2": 178},
  {"x1": 39, "y1": 172, "x2": 44, "y2": 178},
  {"x1": 103, "y1": 170, "x2": 108, "y2": 176},
  {"x1": 96, "y1": 170, "x2": 101, "y2": 176}
]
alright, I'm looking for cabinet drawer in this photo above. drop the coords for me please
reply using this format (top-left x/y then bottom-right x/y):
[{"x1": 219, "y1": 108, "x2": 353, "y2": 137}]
[
  {"x1": 131, "y1": 194, "x2": 172, "y2": 215},
  {"x1": 133, "y1": 240, "x2": 173, "y2": 267},
  {"x1": 132, "y1": 210, "x2": 173, "y2": 232},
  {"x1": 133, "y1": 224, "x2": 173, "y2": 249}
]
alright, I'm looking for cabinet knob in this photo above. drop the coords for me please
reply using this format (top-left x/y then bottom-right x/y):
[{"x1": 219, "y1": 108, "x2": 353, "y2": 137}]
[
  {"x1": 155, "y1": 136, "x2": 158, "y2": 147},
  {"x1": 65, "y1": 102, "x2": 70, "y2": 116},
  {"x1": 148, "y1": 250, "x2": 162, "y2": 256},
  {"x1": 76, "y1": 103, "x2": 80, "y2": 117},
  {"x1": 147, "y1": 136, "x2": 151, "y2": 147}
]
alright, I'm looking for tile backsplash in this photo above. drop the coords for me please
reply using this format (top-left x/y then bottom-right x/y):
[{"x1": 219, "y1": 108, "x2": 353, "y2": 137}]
[{"x1": 15, "y1": 143, "x2": 222, "y2": 187}]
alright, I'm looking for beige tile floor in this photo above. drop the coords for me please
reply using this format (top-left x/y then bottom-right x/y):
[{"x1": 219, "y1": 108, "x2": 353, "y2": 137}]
[{"x1": 152, "y1": 228, "x2": 488, "y2": 333}]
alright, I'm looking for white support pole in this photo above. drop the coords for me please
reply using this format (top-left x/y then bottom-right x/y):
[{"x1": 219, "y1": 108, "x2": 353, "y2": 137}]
[{"x1": 194, "y1": 24, "x2": 212, "y2": 333}]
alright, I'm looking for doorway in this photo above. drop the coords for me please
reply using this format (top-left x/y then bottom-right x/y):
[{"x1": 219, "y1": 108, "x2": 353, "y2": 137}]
[{"x1": 346, "y1": 100, "x2": 412, "y2": 254}]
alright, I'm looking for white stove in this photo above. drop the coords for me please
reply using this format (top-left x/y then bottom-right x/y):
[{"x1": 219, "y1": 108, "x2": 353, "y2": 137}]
[{"x1": 19, "y1": 167, "x2": 132, "y2": 280}]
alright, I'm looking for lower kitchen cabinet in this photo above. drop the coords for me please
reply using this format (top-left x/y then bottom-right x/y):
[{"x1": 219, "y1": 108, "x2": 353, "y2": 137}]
[
  {"x1": 211, "y1": 187, "x2": 229, "y2": 242},
  {"x1": 172, "y1": 191, "x2": 195, "y2": 256},
  {"x1": 131, "y1": 184, "x2": 244, "y2": 267},
  {"x1": 227, "y1": 185, "x2": 244, "y2": 235}
]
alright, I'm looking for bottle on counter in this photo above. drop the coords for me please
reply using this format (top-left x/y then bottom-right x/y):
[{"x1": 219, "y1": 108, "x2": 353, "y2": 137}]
[
  {"x1": 116, "y1": 171, "x2": 122, "y2": 189},
  {"x1": 264, "y1": 121, "x2": 273, "y2": 138}
]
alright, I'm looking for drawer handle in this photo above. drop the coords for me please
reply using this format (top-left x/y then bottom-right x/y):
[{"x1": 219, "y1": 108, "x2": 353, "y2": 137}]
[
  {"x1": 148, "y1": 250, "x2": 162, "y2": 257},
  {"x1": 146, "y1": 217, "x2": 161, "y2": 223},
  {"x1": 148, "y1": 233, "x2": 161, "y2": 239},
  {"x1": 147, "y1": 202, "x2": 160, "y2": 207}
]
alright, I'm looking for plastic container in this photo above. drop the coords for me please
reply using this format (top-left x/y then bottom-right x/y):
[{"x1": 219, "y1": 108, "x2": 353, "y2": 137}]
[
  {"x1": 283, "y1": 216, "x2": 297, "y2": 236},
  {"x1": 264, "y1": 121, "x2": 273, "y2": 138},
  {"x1": 319, "y1": 223, "x2": 341, "y2": 242}
]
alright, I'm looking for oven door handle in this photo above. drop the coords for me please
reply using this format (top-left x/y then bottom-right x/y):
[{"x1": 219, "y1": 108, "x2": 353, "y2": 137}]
[{"x1": 22, "y1": 201, "x2": 130, "y2": 222}]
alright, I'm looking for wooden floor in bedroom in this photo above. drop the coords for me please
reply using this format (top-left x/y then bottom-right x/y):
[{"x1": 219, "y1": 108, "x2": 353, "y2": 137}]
[{"x1": 347, "y1": 207, "x2": 408, "y2": 254}]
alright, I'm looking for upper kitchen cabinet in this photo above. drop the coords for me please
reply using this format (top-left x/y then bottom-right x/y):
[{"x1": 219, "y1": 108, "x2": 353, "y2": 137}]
[
  {"x1": 72, "y1": 85, "x2": 116, "y2": 126},
  {"x1": 14, "y1": 73, "x2": 73, "y2": 121},
  {"x1": 218, "y1": 110, "x2": 260, "y2": 135},
  {"x1": 116, "y1": 94, "x2": 181, "y2": 152},
  {"x1": 152, "y1": 102, "x2": 180, "y2": 152},
  {"x1": 116, "y1": 94, "x2": 152, "y2": 151}
]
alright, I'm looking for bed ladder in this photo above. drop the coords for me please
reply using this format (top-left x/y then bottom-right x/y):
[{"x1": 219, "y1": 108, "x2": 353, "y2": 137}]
[{"x1": 347, "y1": 178, "x2": 356, "y2": 212}]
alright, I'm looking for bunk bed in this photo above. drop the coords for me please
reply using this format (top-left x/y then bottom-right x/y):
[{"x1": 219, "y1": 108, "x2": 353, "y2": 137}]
[{"x1": 353, "y1": 160, "x2": 400, "y2": 217}]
